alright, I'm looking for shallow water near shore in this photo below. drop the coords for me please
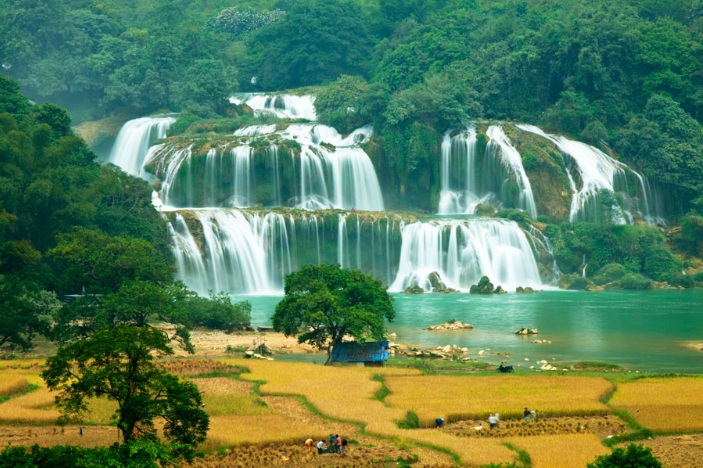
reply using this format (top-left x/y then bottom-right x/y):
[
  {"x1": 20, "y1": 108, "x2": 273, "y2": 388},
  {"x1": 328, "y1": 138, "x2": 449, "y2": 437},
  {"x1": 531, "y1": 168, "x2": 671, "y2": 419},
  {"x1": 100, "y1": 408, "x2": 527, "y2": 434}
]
[{"x1": 238, "y1": 290, "x2": 703, "y2": 373}]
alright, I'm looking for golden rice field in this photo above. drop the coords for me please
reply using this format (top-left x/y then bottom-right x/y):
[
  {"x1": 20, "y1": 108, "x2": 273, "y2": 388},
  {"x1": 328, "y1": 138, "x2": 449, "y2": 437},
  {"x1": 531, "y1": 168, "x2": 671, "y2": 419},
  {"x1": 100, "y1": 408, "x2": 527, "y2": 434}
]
[
  {"x1": 609, "y1": 376, "x2": 703, "y2": 432},
  {"x1": 505, "y1": 434, "x2": 611, "y2": 468},
  {"x1": 0, "y1": 375, "x2": 29, "y2": 396},
  {"x1": 0, "y1": 358, "x2": 701, "y2": 467},
  {"x1": 383, "y1": 374, "x2": 613, "y2": 424}
]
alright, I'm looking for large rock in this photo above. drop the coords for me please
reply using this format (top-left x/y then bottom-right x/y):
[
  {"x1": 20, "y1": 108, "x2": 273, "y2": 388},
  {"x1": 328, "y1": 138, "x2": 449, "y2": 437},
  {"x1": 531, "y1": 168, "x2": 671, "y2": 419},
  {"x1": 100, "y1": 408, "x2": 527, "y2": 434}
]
[
  {"x1": 404, "y1": 285, "x2": 425, "y2": 294},
  {"x1": 470, "y1": 276, "x2": 495, "y2": 294},
  {"x1": 515, "y1": 327, "x2": 538, "y2": 335},
  {"x1": 427, "y1": 320, "x2": 474, "y2": 331}
]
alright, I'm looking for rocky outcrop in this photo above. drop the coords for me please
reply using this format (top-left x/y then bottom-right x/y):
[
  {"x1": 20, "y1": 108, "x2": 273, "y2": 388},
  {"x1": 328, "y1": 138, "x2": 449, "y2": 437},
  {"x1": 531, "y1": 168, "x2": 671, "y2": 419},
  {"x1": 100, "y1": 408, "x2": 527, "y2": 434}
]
[
  {"x1": 470, "y1": 276, "x2": 504, "y2": 294},
  {"x1": 403, "y1": 285, "x2": 425, "y2": 294},
  {"x1": 427, "y1": 271, "x2": 459, "y2": 293},
  {"x1": 427, "y1": 320, "x2": 473, "y2": 331},
  {"x1": 516, "y1": 286, "x2": 537, "y2": 293},
  {"x1": 515, "y1": 327, "x2": 538, "y2": 335}
]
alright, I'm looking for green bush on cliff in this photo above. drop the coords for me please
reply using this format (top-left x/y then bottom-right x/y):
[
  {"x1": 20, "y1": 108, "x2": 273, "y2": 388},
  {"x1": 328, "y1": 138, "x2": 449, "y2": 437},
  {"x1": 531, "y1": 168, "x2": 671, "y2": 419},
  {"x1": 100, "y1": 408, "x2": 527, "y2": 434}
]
[
  {"x1": 620, "y1": 273, "x2": 653, "y2": 290},
  {"x1": 592, "y1": 263, "x2": 626, "y2": 285}
]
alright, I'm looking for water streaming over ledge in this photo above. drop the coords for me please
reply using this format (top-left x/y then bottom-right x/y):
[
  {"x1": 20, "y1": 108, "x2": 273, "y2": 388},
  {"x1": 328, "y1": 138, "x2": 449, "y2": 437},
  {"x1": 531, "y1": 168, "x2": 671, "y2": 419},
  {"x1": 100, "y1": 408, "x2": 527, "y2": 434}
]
[
  {"x1": 108, "y1": 116, "x2": 176, "y2": 177},
  {"x1": 103, "y1": 102, "x2": 671, "y2": 295},
  {"x1": 516, "y1": 124, "x2": 663, "y2": 224}
]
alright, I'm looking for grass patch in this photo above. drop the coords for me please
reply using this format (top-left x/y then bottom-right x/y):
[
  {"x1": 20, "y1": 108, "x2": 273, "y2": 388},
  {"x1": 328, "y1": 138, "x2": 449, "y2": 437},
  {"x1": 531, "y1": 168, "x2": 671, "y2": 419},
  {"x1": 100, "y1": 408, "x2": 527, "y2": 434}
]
[
  {"x1": 504, "y1": 442, "x2": 531, "y2": 467},
  {"x1": 571, "y1": 361, "x2": 622, "y2": 371},
  {"x1": 397, "y1": 410, "x2": 420, "y2": 429},
  {"x1": 372, "y1": 374, "x2": 391, "y2": 402}
]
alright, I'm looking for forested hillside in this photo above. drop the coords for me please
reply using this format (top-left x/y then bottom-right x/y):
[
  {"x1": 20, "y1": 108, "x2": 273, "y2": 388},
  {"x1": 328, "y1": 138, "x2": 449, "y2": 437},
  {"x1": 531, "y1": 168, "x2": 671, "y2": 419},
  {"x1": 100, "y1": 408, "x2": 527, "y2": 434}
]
[
  {"x1": 3, "y1": 0, "x2": 703, "y2": 207},
  {"x1": 2, "y1": 0, "x2": 703, "y2": 293}
]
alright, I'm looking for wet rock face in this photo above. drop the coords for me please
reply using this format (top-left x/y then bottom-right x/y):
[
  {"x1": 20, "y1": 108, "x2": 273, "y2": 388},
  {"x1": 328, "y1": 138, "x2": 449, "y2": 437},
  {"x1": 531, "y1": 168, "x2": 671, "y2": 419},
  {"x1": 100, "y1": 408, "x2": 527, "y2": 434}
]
[
  {"x1": 403, "y1": 285, "x2": 425, "y2": 294},
  {"x1": 469, "y1": 275, "x2": 494, "y2": 294}
]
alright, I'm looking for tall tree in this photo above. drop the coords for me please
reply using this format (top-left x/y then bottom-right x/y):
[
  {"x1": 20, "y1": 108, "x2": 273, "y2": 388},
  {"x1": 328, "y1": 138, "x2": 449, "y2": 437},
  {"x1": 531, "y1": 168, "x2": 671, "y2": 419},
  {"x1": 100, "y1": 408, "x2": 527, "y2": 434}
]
[
  {"x1": 42, "y1": 326, "x2": 208, "y2": 450},
  {"x1": 272, "y1": 264, "x2": 395, "y2": 364}
]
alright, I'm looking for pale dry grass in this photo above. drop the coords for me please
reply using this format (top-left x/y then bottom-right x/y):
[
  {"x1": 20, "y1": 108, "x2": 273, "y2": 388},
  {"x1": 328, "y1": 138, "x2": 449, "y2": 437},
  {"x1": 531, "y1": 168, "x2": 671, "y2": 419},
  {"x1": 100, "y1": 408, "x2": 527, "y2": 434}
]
[
  {"x1": 83, "y1": 398, "x2": 118, "y2": 425},
  {"x1": 384, "y1": 375, "x2": 612, "y2": 424},
  {"x1": 505, "y1": 433, "x2": 610, "y2": 468},
  {"x1": 609, "y1": 377, "x2": 703, "y2": 431},
  {"x1": 197, "y1": 378, "x2": 268, "y2": 418},
  {"x1": 0, "y1": 360, "x2": 44, "y2": 371},
  {"x1": 0, "y1": 425, "x2": 119, "y2": 448},
  {"x1": 0, "y1": 373, "x2": 59, "y2": 424},
  {"x1": 0, "y1": 375, "x2": 29, "y2": 396},
  {"x1": 200, "y1": 414, "x2": 322, "y2": 452}
]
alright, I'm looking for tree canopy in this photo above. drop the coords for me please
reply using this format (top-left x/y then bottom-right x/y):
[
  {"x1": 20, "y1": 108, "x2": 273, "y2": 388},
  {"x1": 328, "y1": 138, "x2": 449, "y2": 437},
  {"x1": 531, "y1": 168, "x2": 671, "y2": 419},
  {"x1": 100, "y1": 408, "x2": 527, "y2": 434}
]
[
  {"x1": 272, "y1": 263, "x2": 395, "y2": 364},
  {"x1": 42, "y1": 326, "x2": 208, "y2": 450}
]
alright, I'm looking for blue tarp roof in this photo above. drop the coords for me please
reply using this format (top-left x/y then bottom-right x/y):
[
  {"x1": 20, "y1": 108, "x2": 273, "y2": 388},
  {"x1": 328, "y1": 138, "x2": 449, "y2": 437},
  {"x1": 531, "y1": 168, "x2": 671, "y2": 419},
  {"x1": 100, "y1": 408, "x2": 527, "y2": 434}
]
[{"x1": 331, "y1": 341, "x2": 390, "y2": 363}]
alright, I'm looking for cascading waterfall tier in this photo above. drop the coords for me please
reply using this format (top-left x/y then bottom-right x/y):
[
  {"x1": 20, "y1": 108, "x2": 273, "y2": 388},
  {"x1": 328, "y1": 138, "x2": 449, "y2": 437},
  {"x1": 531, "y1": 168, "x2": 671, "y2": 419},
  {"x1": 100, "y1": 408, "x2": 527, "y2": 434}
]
[
  {"x1": 516, "y1": 124, "x2": 663, "y2": 224},
  {"x1": 144, "y1": 123, "x2": 384, "y2": 211},
  {"x1": 390, "y1": 217, "x2": 545, "y2": 293},
  {"x1": 229, "y1": 93, "x2": 317, "y2": 121},
  {"x1": 438, "y1": 125, "x2": 537, "y2": 218},
  {"x1": 108, "y1": 115, "x2": 176, "y2": 177},
  {"x1": 166, "y1": 208, "x2": 407, "y2": 295}
]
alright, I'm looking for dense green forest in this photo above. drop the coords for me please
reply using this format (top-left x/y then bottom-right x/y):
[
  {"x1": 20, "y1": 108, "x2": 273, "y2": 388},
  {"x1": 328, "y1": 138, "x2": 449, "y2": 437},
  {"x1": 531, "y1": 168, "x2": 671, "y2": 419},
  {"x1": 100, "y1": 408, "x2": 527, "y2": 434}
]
[
  {"x1": 2, "y1": 0, "x2": 703, "y2": 298},
  {"x1": 3, "y1": 0, "x2": 703, "y2": 208}
]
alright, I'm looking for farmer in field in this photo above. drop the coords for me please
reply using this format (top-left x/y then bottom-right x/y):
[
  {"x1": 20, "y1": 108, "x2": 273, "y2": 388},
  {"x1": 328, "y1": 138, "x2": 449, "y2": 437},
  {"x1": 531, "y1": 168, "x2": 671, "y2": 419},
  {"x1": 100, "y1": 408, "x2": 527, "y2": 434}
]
[
  {"x1": 335, "y1": 434, "x2": 342, "y2": 453},
  {"x1": 316, "y1": 440, "x2": 325, "y2": 454},
  {"x1": 305, "y1": 438, "x2": 314, "y2": 450},
  {"x1": 523, "y1": 407, "x2": 531, "y2": 421},
  {"x1": 435, "y1": 417, "x2": 445, "y2": 428},
  {"x1": 488, "y1": 413, "x2": 498, "y2": 429}
]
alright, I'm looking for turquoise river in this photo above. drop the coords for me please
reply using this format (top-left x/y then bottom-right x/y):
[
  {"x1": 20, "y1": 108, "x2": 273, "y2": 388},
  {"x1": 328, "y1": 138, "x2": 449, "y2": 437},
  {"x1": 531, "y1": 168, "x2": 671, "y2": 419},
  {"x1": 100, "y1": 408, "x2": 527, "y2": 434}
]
[{"x1": 239, "y1": 290, "x2": 703, "y2": 373}]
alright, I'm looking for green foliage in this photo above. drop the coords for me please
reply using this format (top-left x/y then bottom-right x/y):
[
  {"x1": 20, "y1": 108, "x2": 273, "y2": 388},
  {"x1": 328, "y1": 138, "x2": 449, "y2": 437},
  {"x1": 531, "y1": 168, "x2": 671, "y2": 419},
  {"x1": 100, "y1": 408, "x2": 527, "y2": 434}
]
[
  {"x1": 0, "y1": 439, "x2": 191, "y2": 467},
  {"x1": 272, "y1": 264, "x2": 395, "y2": 364},
  {"x1": 397, "y1": 410, "x2": 419, "y2": 429},
  {"x1": 314, "y1": 75, "x2": 370, "y2": 134},
  {"x1": 620, "y1": 273, "x2": 654, "y2": 290},
  {"x1": 176, "y1": 292, "x2": 251, "y2": 333},
  {"x1": 42, "y1": 326, "x2": 208, "y2": 450},
  {"x1": 244, "y1": 0, "x2": 375, "y2": 90},
  {"x1": 587, "y1": 444, "x2": 662, "y2": 468},
  {"x1": 592, "y1": 263, "x2": 627, "y2": 285}
]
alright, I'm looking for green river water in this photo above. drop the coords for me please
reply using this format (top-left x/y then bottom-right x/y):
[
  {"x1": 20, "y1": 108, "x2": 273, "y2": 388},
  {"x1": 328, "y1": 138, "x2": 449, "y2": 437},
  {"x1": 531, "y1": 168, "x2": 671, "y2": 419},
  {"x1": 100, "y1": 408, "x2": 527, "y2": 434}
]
[{"x1": 240, "y1": 289, "x2": 703, "y2": 373}]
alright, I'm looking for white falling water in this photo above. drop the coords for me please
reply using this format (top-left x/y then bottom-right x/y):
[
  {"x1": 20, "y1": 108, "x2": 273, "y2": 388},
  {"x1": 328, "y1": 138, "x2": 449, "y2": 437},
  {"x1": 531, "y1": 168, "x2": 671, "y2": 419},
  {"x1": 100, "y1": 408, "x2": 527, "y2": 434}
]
[
  {"x1": 166, "y1": 209, "x2": 408, "y2": 295},
  {"x1": 437, "y1": 126, "x2": 537, "y2": 217},
  {"x1": 438, "y1": 127, "x2": 485, "y2": 214},
  {"x1": 108, "y1": 116, "x2": 175, "y2": 177},
  {"x1": 390, "y1": 218, "x2": 544, "y2": 293},
  {"x1": 486, "y1": 126, "x2": 538, "y2": 218},
  {"x1": 229, "y1": 94, "x2": 317, "y2": 121},
  {"x1": 517, "y1": 124, "x2": 648, "y2": 224},
  {"x1": 147, "y1": 123, "x2": 384, "y2": 211}
]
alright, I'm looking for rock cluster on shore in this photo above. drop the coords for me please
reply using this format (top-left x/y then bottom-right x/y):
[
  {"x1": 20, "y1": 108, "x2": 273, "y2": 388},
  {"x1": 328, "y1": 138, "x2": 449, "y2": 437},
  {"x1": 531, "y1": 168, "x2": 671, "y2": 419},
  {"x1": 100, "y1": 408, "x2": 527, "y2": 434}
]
[{"x1": 427, "y1": 320, "x2": 473, "y2": 331}]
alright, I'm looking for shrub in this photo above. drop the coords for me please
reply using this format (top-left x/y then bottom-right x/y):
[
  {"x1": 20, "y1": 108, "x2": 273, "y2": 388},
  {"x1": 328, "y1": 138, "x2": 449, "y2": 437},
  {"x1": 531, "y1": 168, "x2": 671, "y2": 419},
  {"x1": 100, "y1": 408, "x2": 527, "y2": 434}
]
[
  {"x1": 592, "y1": 263, "x2": 626, "y2": 285},
  {"x1": 620, "y1": 273, "x2": 653, "y2": 290},
  {"x1": 587, "y1": 444, "x2": 662, "y2": 468},
  {"x1": 397, "y1": 410, "x2": 420, "y2": 429}
]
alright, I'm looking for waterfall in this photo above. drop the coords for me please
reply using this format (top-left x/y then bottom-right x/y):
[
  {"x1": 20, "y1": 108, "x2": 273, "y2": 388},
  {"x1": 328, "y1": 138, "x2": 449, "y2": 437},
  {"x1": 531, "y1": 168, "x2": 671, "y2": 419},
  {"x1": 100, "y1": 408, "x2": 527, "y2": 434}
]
[
  {"x1": 229, "y1": 94, "x2": 317, "y2": 121},
  {"x1": 108, "y1": 116, "x2": 175, "y2": 177},
  {"x1": 166, "y1": 209, "x2": 405, "y2": 295},
  {"x1": 485, "y1": 126, "x2": 538, "y2": 218},
  {"x1": 438, "y1": 127, "x2": 484, "y2": 214},
  {"x1": 437, "y1": 126, "x2": 537, "y2": 218},
  {"x1": 390, "y1": 218, "x2": 544, "y2": 293},
  {"x1": 147, "y1": 123, "x2": 384, "y2": 211},
  {"x1": 517, "y1": 124, "x2": 661, "y2": 224}
]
